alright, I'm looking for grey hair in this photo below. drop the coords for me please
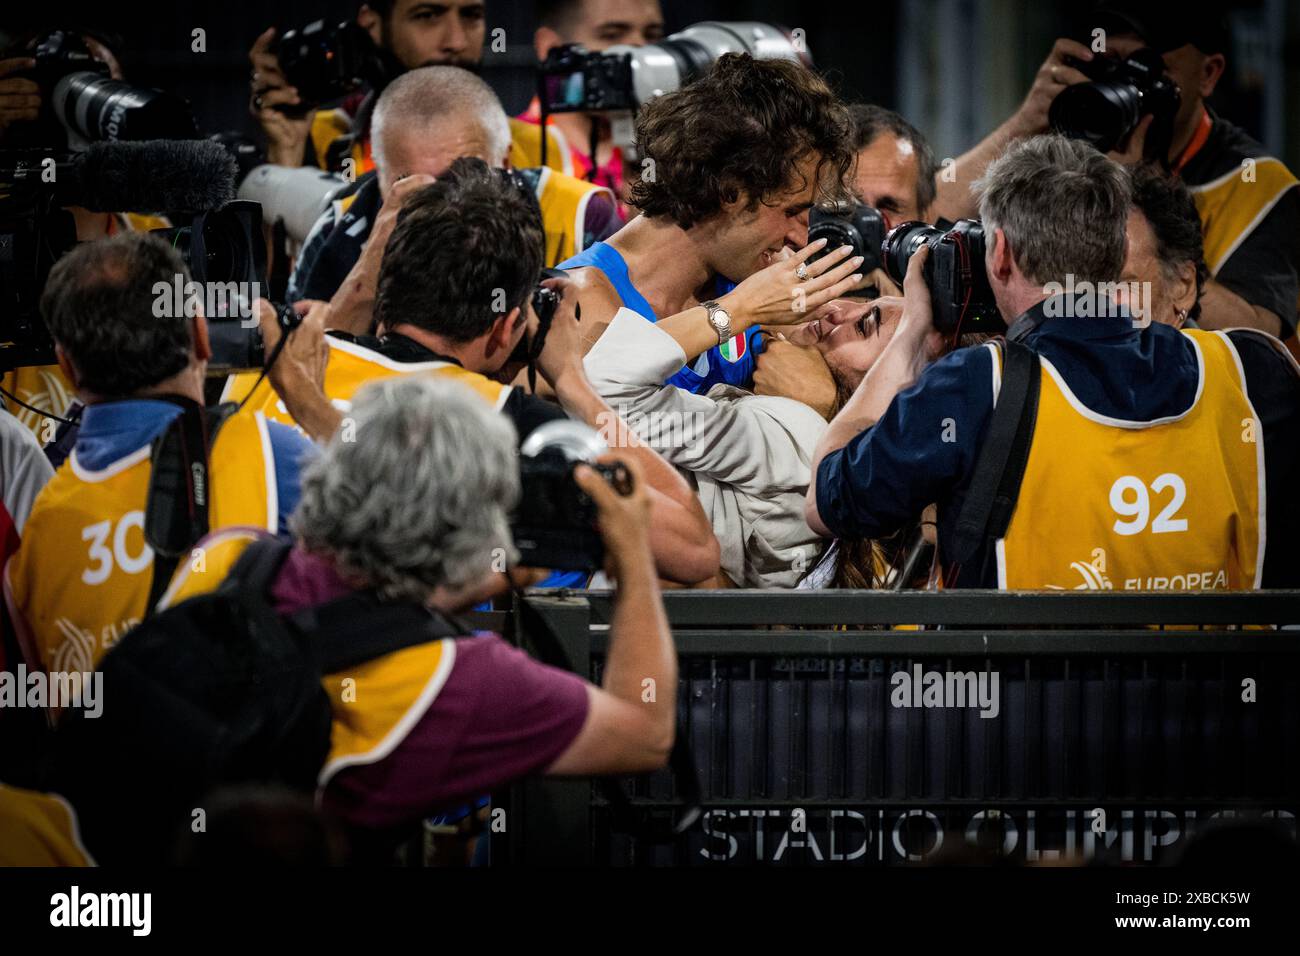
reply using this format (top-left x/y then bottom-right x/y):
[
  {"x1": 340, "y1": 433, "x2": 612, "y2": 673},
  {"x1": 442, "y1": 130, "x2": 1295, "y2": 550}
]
[
  {"x1": 371, "y1": 66, "x2": 513, "y2": 169},
  {"x1": 974, "y1": 134, "x2": 1131, "y2": 287},
  {"x1": 290, "y1": 376, "x2": 521, "y2": 603}
]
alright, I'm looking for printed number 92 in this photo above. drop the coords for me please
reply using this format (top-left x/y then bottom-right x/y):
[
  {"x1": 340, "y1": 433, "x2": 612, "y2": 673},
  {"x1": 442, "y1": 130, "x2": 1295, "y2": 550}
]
[{"x1": 1109, "y1": 473, "x2": 1188, "y2": 536}]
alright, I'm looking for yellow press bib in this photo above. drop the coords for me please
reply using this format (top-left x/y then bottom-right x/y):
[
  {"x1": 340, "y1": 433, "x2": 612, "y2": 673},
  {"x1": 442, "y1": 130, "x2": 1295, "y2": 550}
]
[
  {"x1": 995, "y1": 330, "x2": 1263, "y2": 591},
  {"x1": 5, "y1": 411, "x2": 279, "y2": 674},
  {"x1": 150, "y1": 529, "x2": 457, "y2": 787},
  {"x1": 221, "y1": 335, "x2": 511, "y2": 427},
  {"x1": 0, "y1": 782, "x2": 94, "y2": 866}
]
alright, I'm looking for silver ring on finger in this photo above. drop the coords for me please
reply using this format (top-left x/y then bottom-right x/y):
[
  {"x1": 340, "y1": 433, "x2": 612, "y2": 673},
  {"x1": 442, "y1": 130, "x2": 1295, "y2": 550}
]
[{"x1": 795, "y1": 262, "x2": 809, "y2": 281}]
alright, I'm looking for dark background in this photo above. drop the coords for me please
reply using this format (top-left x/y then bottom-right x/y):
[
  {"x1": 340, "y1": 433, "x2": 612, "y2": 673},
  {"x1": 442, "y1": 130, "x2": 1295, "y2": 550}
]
[{"x1": 4, "y1": 0, "x2": 1298, "y2": 169}]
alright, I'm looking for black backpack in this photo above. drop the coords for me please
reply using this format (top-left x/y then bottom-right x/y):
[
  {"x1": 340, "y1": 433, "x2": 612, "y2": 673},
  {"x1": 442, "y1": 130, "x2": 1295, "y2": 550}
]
[{"x1": 43, "y1": 536, "x2": 462, "y2": 865}]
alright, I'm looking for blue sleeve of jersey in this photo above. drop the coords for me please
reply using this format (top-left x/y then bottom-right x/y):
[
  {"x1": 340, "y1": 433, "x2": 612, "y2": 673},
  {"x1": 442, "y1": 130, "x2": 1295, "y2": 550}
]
[
  {"x1": 266, "y1": 421, "x2": 318, "y2": 533},
  {"x1": 814, "y1": 345, "x2": 995, "y2": 540},
  {"x1": 667, "y1": 326, "x2": 764, "y2": 393}
]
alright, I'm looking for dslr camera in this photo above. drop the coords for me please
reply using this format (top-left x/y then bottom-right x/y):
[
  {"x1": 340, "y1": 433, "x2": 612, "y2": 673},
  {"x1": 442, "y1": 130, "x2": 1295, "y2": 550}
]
[
  {"x1": 538, "y1": 22, "x2": 804, "y2": 148},
  {"x1": 513, "y1": 421, "x2": 634, "y2": 572},
  {"x1": 274, "y1": 20, "x2": 389, "y2": 113},
  {"x1": 1049, "y1": 48, "x2": 1180, "y2": 159},
  {"x1": 882, "y1": 220, "x2": 1003, "y2": 334},
  {"x1": 808, "y1": 201, "x2": 886, "y2": 296}
]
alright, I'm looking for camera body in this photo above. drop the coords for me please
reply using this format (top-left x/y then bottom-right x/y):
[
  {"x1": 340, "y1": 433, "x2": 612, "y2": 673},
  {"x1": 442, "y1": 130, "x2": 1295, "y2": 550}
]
[
  {"x1": 205, "y1": 300, "x2": 302, "y2": 375},
  {"x1": 1049, "y1": 48, "x2": 1181, "y2": 158},
  {"x1": 882, "y1": 219, "x2": 1003, "y2": 335},
  {"x1": 275, "y1": 20, "x2": 388, "y2": 113},
  {"x1": 513, "y1": 421, "x2": 633, "y2": 572},
  {"x1": 808, "y1": 201, "x2": 886, "y2": 295}
]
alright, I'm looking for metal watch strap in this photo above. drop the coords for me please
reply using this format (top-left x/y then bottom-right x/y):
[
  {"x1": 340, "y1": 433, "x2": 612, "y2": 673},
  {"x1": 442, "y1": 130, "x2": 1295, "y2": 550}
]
[{"x1": 703, "y1": 300, "x2": 732, "y2": 344}]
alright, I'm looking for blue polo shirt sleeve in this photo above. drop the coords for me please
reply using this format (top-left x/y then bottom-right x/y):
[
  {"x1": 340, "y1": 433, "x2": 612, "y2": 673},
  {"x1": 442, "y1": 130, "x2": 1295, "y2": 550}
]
[
  {"x1": 266, "y1": 422, "x2": 317, "y2": 533},
  {"x1": 814, "y1": 344, "x2": 996, "y2": 540}
]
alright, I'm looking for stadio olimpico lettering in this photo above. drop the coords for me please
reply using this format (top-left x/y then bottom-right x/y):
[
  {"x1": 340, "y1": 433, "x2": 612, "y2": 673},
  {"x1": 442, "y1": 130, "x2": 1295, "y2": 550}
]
[{"x1": 679, "y1": 806, "x2": 1298, "y2": 864}]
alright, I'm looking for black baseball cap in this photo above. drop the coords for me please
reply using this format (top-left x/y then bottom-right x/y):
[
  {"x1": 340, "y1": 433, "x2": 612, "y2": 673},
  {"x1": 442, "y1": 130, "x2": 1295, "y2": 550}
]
[{"x1": 1089, "y1": 1, "x2": 1228, "y2": 55}]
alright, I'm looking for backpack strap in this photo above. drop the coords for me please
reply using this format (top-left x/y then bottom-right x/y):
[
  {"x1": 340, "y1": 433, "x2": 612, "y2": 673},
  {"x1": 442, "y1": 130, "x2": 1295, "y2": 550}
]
[
  {"x1": 290, "y1": 593, "x2": 465, "y2": 675},
  {"x1": 143, "y1": 399, "x2": 240, "y2": 616},
  {"x1": 948, "y1": 339, "x2": 1041, "y2": 575}
]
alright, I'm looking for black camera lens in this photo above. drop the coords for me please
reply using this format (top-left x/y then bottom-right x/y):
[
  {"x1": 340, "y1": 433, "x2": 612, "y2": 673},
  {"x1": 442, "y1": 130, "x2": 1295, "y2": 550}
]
[
  {"x1": 1048, "y1": 82, "x2": 1142, "y2": 153},
  {"x1": 153, "y1": 201, "x2": 264, "y2": 290},
  {"x1": 276, "y1": 20, "x2": 386, "y2": 109},
  {"x1": 881, "y1": 220, "x2": 942, "y2": 287},
  {"x1": 52, "y1": 72, "x2": 198, "y2": 143},
  {"x1": 1048, "y1": 48, "x2": 1180, "y2": 156},
  {"x1": 807, "y1": 203, "x2": 886, "y2": 288}
]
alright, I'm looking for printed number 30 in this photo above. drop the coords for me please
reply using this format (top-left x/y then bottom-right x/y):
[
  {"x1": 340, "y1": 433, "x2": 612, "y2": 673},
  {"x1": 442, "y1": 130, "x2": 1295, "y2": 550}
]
[
  {"x1": 1109, "y1": 474, "x2": 1188, "y2": 536},
  {"x1": 81, "y1": 511, "x2": 153, "y2": 585}
]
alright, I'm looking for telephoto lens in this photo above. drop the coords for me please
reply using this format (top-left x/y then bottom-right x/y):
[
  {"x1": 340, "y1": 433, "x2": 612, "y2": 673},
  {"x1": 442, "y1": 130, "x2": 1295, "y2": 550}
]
[{"x1": 52, "y1": 73, "x2": 199, "y2": 143}]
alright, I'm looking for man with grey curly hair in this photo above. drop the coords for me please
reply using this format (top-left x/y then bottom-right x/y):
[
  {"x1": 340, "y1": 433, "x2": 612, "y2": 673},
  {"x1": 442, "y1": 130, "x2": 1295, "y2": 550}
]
[
  {"x1": 291, "y1": 373, "x2": 521, "y2": 604},
  {"x1": 255, "y1": 375, "x2": 676, "y2": 843},
  {"x1": 811, "y1": 134, "x2": 1264, "y2": 593}
]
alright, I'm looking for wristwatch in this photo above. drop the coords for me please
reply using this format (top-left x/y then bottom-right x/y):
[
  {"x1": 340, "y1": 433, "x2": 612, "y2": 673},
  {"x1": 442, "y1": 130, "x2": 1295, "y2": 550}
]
[{"x1": 702, "y1": 300, "x2": 733, "y2": 345}]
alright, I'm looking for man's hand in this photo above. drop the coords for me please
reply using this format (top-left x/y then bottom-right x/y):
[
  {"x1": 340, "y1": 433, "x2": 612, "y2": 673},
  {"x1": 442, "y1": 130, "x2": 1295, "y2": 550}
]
[
  {"x1": 1009, "y1": 38, "x2": 1095, "y2": 139},
  {"x1": 574, "y1": 454, "x2": 653, "y2": 580},
  {"x1": 724, "y1": 241, "x2": 867, "y2": 328},
  {"x1": 532, "y1": 275, "x2": 588, "y2": 393},
  {"x1": 257, "y1": 298, "x2": 342, "y2": 441},
  {"x1": 328, "y1": 173, "x2": 437, "y2": 335},
  {"x1": 249, "y1": 27, "x2": 311, "y2": 167},
  {"x1": 0, "y1": 58, "x2": 40, "y2": 138},
  {"x1": 753, "y1": 334, "x2": 838, "y2": 419},
  {"x1": 1108, "y1": 113, "x2": 1154, "y2": 166}
]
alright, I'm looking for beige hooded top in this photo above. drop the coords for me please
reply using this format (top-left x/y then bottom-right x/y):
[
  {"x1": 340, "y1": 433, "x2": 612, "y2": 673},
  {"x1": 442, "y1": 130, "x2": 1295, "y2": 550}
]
[{"x1": 584, "y1": 308, "x2": 827, "y2": 587}]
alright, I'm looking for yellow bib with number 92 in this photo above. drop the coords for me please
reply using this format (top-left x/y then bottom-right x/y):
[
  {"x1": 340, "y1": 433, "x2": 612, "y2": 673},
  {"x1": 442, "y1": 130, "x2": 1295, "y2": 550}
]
[{"x1": 995, "y1": 329, "x2": 1262, "y2": 591}]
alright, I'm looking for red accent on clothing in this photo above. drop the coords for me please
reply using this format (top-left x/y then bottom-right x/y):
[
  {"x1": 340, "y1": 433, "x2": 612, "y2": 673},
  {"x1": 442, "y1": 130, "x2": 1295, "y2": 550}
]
[
  {"x1": 1172, "y1": 108, "x2": 1214, "y2": 176},
  {"x1": 519, "y1": 97, "x2": 625, "y2": 196}
]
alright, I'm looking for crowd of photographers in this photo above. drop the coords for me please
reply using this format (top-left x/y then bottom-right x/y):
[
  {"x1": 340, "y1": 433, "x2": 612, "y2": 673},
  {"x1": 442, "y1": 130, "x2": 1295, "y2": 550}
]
[{"x1": 1, "y1": 0, "x2": 1298, "y2": 864}]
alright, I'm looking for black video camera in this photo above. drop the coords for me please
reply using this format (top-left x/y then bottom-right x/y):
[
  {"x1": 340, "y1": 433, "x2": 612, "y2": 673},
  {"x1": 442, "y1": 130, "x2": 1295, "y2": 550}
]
[
  {"x1": 1049, "y1": 48, "x2": 1181, "y2": 159},
  {"x1": 513, "y1": 421, "x2": 634, "y2": 572},
  {"x1": 275, "y1": 20, "x2": 389, "y2": 114},
  {"x1": 882, "y1": 219, "x2": 1003, "y2": 335},
  {"x1": 808, "y1": 201, "x2": 886, "y2": 296}
]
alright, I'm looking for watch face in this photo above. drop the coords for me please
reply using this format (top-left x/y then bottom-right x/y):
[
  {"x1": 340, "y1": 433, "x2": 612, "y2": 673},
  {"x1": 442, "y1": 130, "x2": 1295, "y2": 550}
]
[{"x1": 711, "y1": 309, "x2": 731, "y2": 330}]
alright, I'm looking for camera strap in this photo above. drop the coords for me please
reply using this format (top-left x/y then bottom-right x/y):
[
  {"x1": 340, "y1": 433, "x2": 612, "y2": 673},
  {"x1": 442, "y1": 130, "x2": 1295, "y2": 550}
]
[
  {"x1": 948, "y1": 339, "x2": 1040, "y2": 577},
  {"x1": 142, "y1": 397, "x2": 239, "y2": 617}
]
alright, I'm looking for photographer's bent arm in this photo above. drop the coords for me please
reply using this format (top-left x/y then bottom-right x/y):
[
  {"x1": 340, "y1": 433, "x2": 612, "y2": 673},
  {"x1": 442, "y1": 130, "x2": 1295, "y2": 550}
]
[
  {"x1": 806, "y1": 247, "x2": 945, "y2": 537},
  {"x1": 930, "y1": 39, "x2": 1094, "y2": 223},
  {"x1": 536, "y1": 280, "x2": 722, "y2": 586},
  {"x1": 546, "y1": 457, "x2": 677, "y2": 775}
]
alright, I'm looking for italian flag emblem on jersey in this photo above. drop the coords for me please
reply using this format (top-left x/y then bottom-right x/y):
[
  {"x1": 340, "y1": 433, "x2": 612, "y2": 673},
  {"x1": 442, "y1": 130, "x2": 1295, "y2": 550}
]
[{"x1": 718, "y1": 333, "x2": 747, "y2": 363}]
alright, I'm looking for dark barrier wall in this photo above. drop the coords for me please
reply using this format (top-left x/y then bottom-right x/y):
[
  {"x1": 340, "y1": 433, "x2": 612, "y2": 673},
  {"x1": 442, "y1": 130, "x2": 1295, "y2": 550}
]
[{"x1": 495, "y1": 591, "x2": 1300, "y2": 866}]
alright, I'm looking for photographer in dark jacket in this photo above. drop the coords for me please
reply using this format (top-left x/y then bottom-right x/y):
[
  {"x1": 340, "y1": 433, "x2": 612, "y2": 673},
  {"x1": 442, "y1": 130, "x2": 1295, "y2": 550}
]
[{"x1": 808, "y1": 135, "x2": 1264, "y2": 592}]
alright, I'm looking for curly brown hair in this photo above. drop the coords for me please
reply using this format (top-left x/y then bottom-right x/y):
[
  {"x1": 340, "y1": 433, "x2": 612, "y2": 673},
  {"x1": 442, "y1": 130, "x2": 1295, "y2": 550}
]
[{"x1": 629, "y1": 54, "x2": 854, "y2": 229}]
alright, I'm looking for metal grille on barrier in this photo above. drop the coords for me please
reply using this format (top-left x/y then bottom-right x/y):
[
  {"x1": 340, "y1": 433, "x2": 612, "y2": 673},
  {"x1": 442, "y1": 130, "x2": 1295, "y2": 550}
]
[{"x1": 491, "y1": 590, "x2": 1300, "y2": 866}]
